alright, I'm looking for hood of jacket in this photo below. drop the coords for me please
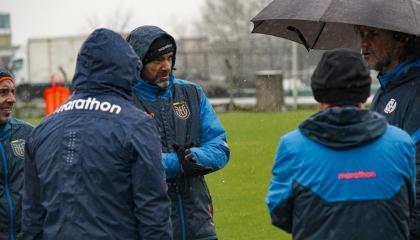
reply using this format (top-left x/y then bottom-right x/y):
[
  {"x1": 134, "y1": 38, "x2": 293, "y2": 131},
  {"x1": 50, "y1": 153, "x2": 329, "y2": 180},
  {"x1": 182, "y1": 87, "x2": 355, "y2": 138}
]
[
  {"x1": 72, "y1": 28, "x2": 142, "y2": 99},
  {"x1": 126, "y1": 25, "x2": 177, "y2": 66},
  {"x1": 127, "y1": 26, "x2": 177, "y2": 101},
  {"x1": 299, "y1": 107, "x2": 387, "y2": 149}
]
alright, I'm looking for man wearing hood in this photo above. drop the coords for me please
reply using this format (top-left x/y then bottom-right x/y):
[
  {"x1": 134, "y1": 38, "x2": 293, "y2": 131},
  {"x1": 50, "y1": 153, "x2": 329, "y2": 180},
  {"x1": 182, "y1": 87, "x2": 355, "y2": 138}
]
[
  {"x1": 357, "y1": 26, "x2": 420, "y2": 239},
  {"x1": 127, "y1": 25, "x2": 230, "y2": 240},
  {"x1": 22, "y1": 28, "x2": 171, "y2": 240},
  {"x1": 266, "y1": 49, "x2": 416, "y2": 240},
  {"x1": 0, "y1": 68, "x2": 33, "y2": 240}
]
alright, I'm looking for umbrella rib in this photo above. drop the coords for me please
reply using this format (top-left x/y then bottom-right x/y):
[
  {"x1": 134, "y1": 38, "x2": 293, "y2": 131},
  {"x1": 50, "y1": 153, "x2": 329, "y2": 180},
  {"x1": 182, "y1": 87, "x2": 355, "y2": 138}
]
[
  {"x1": 287, "y1": 26, "x2": 310, "y2": 51},
  {"x1": 251, "y1": 20, "x2": 264, "y2": 33},
  {"x1": 311, "y1": 23, "x2": 326, "y2": 49}
]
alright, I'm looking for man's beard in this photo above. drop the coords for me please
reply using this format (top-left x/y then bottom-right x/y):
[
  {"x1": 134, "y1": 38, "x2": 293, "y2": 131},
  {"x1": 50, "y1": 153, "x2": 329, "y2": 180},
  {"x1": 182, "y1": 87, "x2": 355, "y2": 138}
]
[
  {"x1": 143, "y1": 73, "x2": 170, "y2": 88},
  {"x1": 372, "y1": 57, "x2": 392, "y2": 73},
  {"x1": 156, "y1": 80, "x2": 169, "y2": 88},
  {"x1": 364, "y1": 48, "x2": 396, "y2": 74},
  {"x1": 371, "y1": 46, "x2": 400, "y2": 73}
]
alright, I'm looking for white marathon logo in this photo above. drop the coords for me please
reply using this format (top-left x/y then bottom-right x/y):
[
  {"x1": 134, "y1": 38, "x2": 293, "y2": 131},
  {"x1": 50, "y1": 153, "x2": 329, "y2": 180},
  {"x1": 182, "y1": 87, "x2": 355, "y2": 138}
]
[
  {"x1": 55, "y1": 97, "x2": 122, "y2": 114},
  {"x1": 384, "y1": 98, "x2": 397, "y2": 114}
]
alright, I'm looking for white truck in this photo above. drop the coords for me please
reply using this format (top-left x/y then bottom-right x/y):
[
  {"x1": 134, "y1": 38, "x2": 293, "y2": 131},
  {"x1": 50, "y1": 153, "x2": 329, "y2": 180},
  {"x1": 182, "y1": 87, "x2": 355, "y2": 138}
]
[{"x1": 9, "y1": 35, "x2": 87, "y2": 101}]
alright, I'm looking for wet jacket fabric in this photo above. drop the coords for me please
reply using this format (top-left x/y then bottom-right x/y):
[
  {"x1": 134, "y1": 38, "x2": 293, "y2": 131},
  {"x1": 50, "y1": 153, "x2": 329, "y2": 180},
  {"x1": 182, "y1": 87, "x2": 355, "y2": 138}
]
[
  {"x1": 22, "y1": 28, "x2": 171, "y2": 240},
  {"x1": 370, "y1": 60, "x2": 420, "y2": 239},
  {"x1": 127, "y1": 26, "x2": 230, "y2": 240},
  {"x1": 267, "y1": 107, "x2": 416, "y2": 240},
  {"x1": 0, "y1": 118, "x2": 32, "y2": 240}
]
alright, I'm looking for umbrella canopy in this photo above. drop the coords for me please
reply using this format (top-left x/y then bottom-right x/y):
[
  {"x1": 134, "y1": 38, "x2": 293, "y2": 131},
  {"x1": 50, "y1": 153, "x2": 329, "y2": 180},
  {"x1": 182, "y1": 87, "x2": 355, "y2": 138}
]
[{"x1": 251, "y1": 0, "x2": 420, "y2": 50}]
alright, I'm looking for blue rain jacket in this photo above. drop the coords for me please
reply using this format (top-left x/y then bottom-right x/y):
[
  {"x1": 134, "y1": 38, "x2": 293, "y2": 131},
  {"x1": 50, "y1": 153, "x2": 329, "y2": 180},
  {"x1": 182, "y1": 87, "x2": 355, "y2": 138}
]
[
  {"x1": 127, "y1": 26, "x2": 229, "y2": 179},
  {"x1": 0, "y1": 118, "x2": 33, "y2": 240},
  {"x1": 267, "y1": 107, "x2": 416, "y2": 240},
  {"x1": 127, "y1": 26, "x2": 229, "y2": 240}
]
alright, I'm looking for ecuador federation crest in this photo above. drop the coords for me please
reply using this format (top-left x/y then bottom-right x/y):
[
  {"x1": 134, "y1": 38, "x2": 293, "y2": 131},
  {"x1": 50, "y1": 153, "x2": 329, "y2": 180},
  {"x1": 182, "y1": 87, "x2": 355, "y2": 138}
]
[
  {"x1": 11, "y1": 139, "x2": 25, "y2": 158},
  {"x1": 173, "y1": 101, "x2": 190, "y2": 120},
  {"x1": 384, "y1": 98, "x2": 397, "y2": 114}
]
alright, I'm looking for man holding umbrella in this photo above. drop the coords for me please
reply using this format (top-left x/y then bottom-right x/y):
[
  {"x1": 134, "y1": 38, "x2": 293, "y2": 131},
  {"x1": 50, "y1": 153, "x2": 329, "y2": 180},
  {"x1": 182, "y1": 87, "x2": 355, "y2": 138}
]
[
  {"x1": 357, "y1": 26, "x2": 420, "y2": 239},
  {"x1": 252, "y1": 1, "x2": 420, "y2": 237}
]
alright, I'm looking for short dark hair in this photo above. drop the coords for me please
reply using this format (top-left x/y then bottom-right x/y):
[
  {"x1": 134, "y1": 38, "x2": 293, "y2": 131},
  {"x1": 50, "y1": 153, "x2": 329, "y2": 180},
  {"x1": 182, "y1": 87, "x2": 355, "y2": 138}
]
[
  {"x1": 355, "y1": 25, "x2": 420, "y2": 61},
  {"x1": 392, "y1": 31, "x2": 420, "y2": 61}
]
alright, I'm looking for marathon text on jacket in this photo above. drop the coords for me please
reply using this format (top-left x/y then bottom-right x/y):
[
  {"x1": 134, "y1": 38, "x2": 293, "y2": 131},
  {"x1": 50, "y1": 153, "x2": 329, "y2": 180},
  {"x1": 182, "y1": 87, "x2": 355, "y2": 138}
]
[{"x1": 55, "y1": 97, "x2": 122, "y2": 114}]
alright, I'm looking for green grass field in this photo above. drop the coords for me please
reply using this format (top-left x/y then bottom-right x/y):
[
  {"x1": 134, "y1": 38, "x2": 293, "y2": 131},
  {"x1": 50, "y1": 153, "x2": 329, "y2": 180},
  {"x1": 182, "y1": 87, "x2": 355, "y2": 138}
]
[
  {"x1": 24, "y1": 110, "x2": 316, "y2": 239},
  {"x1": 207, "y1": 111, "x2": 315, "y2": 240}
]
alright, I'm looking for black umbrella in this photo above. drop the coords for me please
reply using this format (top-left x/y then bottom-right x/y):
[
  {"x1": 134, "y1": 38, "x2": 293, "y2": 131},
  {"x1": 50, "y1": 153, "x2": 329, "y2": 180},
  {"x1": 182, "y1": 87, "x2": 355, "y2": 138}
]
[{"x1": 251, "y1": 0, "x2": 420, "y2": 50}]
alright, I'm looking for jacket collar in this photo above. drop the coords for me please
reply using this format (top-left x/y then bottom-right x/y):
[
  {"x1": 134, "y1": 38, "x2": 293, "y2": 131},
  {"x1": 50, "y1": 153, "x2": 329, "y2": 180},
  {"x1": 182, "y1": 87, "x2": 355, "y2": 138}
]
[
  {"x1": 378, "y1": 59, "x2": 420, "y2": 88},
  {"x1": 134, "y1": 72, "x2": 174, "y2": 101},
  {"x1": 299, "y1": 106, "x2": 387, "y2": 149}
]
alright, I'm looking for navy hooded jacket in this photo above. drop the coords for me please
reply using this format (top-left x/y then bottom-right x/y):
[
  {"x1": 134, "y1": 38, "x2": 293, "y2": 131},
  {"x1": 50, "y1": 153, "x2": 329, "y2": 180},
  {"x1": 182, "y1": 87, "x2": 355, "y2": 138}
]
[
  {"x1": 127, "y1": 26, "x2": 229, "y2": 179},
  {"x1": 267, "y1": 107, "x2": 416, "y2": 240},
  {"x1": 22, "y1": 28, "x2": 171, "y2": 240},
  {"x1": 127, "y1": 26, "x2": 229, "y2": 240},
  {"x1": 0, "y1": 118, "x2": 33, "y2": 240},
  {"x1": 370, "y1": 60, "x2": 420, "y2": 238}
]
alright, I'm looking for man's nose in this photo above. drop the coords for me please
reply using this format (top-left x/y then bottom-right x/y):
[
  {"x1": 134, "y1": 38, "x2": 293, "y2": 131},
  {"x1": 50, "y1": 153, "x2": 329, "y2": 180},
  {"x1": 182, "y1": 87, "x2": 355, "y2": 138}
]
[
  {"x1": 360, "y1": 36, "x2": 369, "y2": 47},
  {"x1": 7, "y1": 93, "x2": 16, "y2": 104},
  {"x1": 162, "y1": 60, "x2": 171, "y2": 71}
]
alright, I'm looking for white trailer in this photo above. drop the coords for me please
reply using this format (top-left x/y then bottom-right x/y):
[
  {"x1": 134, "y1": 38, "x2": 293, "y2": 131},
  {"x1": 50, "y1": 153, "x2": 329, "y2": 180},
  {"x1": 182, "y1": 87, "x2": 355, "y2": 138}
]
[{"x1": 10, "y1": 34, "x2": 87, "y2": 101}]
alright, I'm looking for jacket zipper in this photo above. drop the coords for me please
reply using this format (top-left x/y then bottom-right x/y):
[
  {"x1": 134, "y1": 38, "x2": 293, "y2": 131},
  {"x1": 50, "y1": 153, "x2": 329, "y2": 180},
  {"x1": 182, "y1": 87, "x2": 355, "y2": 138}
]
[
  {"x1": 177, "y1": 192, "x2": 187, "y2": 240},
  {"x1": 0, "y1": 144, "x2": 14, "y2": 240}
]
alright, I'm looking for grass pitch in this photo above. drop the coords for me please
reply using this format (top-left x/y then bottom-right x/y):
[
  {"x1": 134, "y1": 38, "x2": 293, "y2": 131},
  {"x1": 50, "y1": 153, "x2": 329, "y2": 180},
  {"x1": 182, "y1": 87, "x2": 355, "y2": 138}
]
[{"x1": 207, "y1": 110, "x2": 315, "y2": 240}]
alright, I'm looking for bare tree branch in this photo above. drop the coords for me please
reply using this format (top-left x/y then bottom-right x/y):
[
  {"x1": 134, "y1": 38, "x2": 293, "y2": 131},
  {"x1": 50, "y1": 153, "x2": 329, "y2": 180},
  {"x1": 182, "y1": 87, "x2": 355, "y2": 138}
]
[{"x1": 85, "y1": 4, "x2": 133, "y2": 34}]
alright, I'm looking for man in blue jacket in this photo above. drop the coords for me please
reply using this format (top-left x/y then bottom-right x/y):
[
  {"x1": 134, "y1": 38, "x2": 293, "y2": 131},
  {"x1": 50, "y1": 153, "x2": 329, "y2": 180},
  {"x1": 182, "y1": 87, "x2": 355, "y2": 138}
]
[
  {"x1": 267, "y1": 49, "x2": 416, "y2": 240},
  {"x1": 0, "y1": 68, "x2": 33, "y2": 240},
  {"x1": 358, "y1": 26, "x2": 420, "y2": 239},
  {"x1": 22, "y1": 28, "x2": 172, "y2": 240},
  {"x1": 127, "y1": 25, "x2": 230, "y2": 240}
]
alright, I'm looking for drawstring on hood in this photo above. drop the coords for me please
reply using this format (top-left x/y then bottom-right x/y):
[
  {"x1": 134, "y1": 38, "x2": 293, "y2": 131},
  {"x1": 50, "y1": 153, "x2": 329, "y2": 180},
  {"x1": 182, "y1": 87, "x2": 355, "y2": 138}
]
[{"x1": 299, "y1": 107, "x2": 387, "y2": 149}]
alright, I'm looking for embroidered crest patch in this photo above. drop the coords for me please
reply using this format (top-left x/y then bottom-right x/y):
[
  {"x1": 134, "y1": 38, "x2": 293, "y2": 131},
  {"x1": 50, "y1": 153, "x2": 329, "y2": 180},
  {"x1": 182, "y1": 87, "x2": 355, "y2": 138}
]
[
  {"x1": 173, "y1": 101, "x2": 190, "y2": 120},
  {"x1": 384, "y1": 98, "x2": 397, "y2": 114},
  {"x1": 11, "y1": 139, "x2": 25, "y2": 158}
]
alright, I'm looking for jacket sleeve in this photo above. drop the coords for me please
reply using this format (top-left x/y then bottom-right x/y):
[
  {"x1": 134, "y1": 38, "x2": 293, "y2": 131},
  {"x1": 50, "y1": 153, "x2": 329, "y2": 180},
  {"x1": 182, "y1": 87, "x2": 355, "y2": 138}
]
[
  {"x1": 266, "y1": 137, "x2": 298, "y2": 233},
  {"x1": 410, "y1": 141, "x2": 420, "y2": 238},
  {"x1": 22, "y1": 134, "x2": 44, "y2": 240},
  {"x1": 131, "y1": 118, "x2": 172, "y2": 240},
  {"x1": 412, "y1": 142, "x2": 418, "y2": 206},
  {"x1": 190, "y1": 86, "x2": 230, "y2": 171},
  {"x1": 406, "y1": 93, "x2": 420, "y2": 237},
  {"x1": 162, "y1": 152, "x2": 181, "y2": 179}
]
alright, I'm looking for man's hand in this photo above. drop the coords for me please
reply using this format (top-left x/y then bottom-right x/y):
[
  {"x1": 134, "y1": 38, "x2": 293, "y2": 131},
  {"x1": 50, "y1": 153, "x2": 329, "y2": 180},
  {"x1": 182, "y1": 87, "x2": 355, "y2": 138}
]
[{"x1": 173, "y1": 145, "x2": 212, "y2": 176}]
